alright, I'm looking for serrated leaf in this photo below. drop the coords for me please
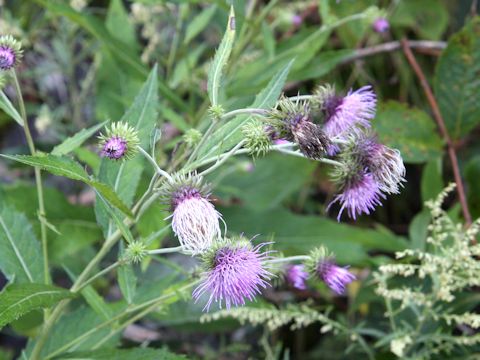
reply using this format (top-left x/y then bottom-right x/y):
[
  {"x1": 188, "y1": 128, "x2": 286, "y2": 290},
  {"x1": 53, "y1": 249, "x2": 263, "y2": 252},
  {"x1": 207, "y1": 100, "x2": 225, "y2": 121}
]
[
  {"x1": 373, "y1": 101, "x2": 443, "y2": 163},
  {"x1": 53, "y1": 348, "x2": 187, "y2": 360},
  {"x1": 1, "y1": 154, "x2": 132, "y2": 217},
  {"x1": 207, "y1": 6, "x2": 235, "y2": 106},
  {"x1": 184, "y1": 5, "x2": 217, "y2": 45},
  {"x1": 0, "y1": 284, "x2": 74, "y2": 329},
  {"x1": 199, "y1": 59, "x2": 294, "y2": 159},
  {"x1": 95, "y1": 66, "x2": 159, "y2": 237},
  {"x1": 0, "y1": 204, "x2": 43, "y2": 284},
  {"x1": 434, "y1": 17, "x2": 480, "y2": 140},
  {"x1": 51, "y1": 121, "x2": 106, "y2": 156},
  {"x1": 0, "y1": 91, "x2": 23, "y2": 126}
]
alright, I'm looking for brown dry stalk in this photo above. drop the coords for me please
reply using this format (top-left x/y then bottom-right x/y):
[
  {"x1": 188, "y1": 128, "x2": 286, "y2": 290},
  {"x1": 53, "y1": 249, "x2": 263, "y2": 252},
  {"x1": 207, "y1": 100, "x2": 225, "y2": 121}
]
[{"x1": 400, "y1": 38, "x2": 472, "y2": 227}]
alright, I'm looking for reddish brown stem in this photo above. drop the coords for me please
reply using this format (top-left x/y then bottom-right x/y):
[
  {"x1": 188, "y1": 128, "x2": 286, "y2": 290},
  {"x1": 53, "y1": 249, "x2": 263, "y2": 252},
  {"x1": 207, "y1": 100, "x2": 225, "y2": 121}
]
[{"x1": 400, "y1": 38, "x2": 472, "y2": 226}]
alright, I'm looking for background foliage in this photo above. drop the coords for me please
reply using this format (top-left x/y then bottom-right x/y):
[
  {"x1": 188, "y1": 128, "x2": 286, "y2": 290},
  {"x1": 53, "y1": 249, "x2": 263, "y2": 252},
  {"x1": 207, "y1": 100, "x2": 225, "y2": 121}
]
[{"x1": 0, "y1": 0, "x2": 479, "y2": 359}]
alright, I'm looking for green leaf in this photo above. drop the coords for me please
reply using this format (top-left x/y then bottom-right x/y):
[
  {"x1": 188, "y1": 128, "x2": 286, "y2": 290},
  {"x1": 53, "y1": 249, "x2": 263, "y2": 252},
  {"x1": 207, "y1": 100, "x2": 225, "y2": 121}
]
[
  {"x1": 200, "y1": 59, "x2": 294, "y2": 159},
  {"x1": 207, "y1": 6, "x2": 235, "y2": 106},
  {"x1": 465, "y1": 155, "x2": 480, "y2": 219},
  {"x1": 222, "y1": 207, "x2": 407, "y2": 266},
  {"x1": 117, "y1": 242, "x2": 137, "y2": 305},
  {"x1": 184, "y1": 5, "x2": 217, "y2": 45},
  {"x1": 95, "y1": 66, "x2": 159, "y2": 236},
  {"x1": 0, "y1": 203, "x2": 43, "y2": 284},
  {"x1": 51, "y1": 121, "x2": 106, "y2": 156},
  {"x1": 421, "y1": 158, "x2": 444, "y2": 202},
  {"x1": 214, "y1": 153, "x2": 316, "y2": 211},
  {"x1": 409, "y1": 209, "x2": 431, "y2": 251},
  {"x1": 0, "y1": 284, "x2": 74, "y2": 329},
  {"x1": 53, "y1": 348, "x2": 187, "y2": 360},
  {"x1": 434, "y1": 17, "x2": 480, "y2": 140},
  {"x1": 106, "y1": 0, "x2": 138, "y2": 49},
  {"x1": 0, "y1": 91, "x2": 23, "y2": 126},
  {"x1": 373, "y1": 101, "x2": 443, "y2": 163},
  {"x1": 391, "y1": 0, "x2": 448, "y2": 40},
  {"x1": 1, "y1": 154, "x2": 132, "y2": 217}
]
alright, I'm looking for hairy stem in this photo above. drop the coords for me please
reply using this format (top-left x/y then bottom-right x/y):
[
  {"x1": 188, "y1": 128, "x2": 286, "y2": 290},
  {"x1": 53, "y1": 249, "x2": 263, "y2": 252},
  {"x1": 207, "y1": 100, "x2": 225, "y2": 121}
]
[
  {"x1": 267, "y1": 255, "x2": 311, "y2": 264},
  {"x1": 137, "y1": 146, "x2": 173, "y2": 182},
  {"x1": 11, "y1": 70, "x2": 50, "y2": 287}
]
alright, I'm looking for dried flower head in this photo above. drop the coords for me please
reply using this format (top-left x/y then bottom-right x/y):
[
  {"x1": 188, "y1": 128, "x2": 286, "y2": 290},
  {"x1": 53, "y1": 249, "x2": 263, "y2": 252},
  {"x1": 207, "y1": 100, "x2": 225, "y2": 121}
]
[
  {"x1": 307, "y1": 246, "x2": 356, "y2": 295},
  {"x1": 321, "y1": 86, "x2": 376, "y2": 139},
  {"x1": 193, "y1": 238, "x2": 273, "y2": 311},
  {"x1": 98, "y1": 121, "x2": 140, "y2": 160},
  {"x1": 0, "y1": 35, "x2": 22, "y2": 71},
  {"x1": 270, "y1": 97, "x2": 330, "y2": 160},
  {"x1": 285, "y1": 264, "x2": 309, "y2": 290},
  {"x1": 161, "y1": 173, "x2": 222, "y2": 255},
  {"x1": 242, "y1": 120, "x2": 272, "y2": 157}
]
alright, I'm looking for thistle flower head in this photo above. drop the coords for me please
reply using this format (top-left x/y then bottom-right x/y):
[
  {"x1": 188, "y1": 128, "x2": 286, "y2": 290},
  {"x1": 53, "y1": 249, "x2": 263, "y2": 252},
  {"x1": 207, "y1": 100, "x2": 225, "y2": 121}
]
[
  {"x1": 328, "y1": 164, "x2": 385, "y2": 220},
  {"x1": 352, "y1": 132, "x2": 406, "y2": 194},
  {"x1": 321, "y1": 86, "x2": 376, "y2": 139},
  {"x1": 270, "y1": 97, "x2": 330, "y2": 160},
  {"x1": 0, "y1": 35, "x2": 22, "y2": 71},
  {"x1": 285, "y1": 264, "x2": 309, "y2": 290},
  {"x1": 161, "y1": 173, "x2": 222, "y2": 255},
  {"x1": 307, "y1": 246, "x2": 356, "y2": 295},
  {"x1": 98, "y1": 121, "x2": 140, "y2": 160},
  {"x1": 242, "y1": 120, "x2": 272, "y2": 157},
  {"x1": 373, "y1": 17, "x2": 390, "y2": 33},
  {"x1": 124, "y1": 241, "x2": 148, "y2": 264},
  {"x1": 193, "y1": 237, "x2": 273, "y2": 311}
]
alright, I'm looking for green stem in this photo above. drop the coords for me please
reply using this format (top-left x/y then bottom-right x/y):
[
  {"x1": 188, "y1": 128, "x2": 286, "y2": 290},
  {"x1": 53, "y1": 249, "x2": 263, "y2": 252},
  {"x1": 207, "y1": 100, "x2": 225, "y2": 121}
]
[
  {"x1": 267, "y1": 255, "x2": 310, "y2": 264},
  {"x1": 275, "y1": 147, "x2": 343, "y2": 166},
  {"x1": 186, "y1": 120, "x2": 217, "y2": 165},
  {"x1": 137, "y1": 146, "x2": 173, "y2": 182},
  {"x1": 147, "y1": 246, "x2": 183, "y2": 255},
  {"x1": 220, "y1": 108, "x2": 268, "y2": 121},
  {"x1": 11, "y1": 70, "x2": 50, "y2": 287},
  {"x1": 75, "y1": 260, "x2": 123, "y2": 293},
  {"x1": 199, "y1": 140, "x2": 246, "y2": 176}
]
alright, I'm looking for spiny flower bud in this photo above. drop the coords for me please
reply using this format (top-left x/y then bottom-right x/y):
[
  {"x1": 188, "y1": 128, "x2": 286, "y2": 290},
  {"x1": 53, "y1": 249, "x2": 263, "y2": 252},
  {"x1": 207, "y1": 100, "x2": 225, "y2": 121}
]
[
  {"x1": 270, "y1": 97, "x2": 330, "y2": 160},
  {"x1": 183, "y1": 128, "x2": 202, "y2": 147},
  {"x1": 285, "y1": 264, "x2": 309, "y2": 290},
  {"x1": 208, "y1": 104, "x2": 225, "y2": 121},
  {"x1": 321, "y1": 86, "x2": 376, "y2": 139},
  {"x1": 0, "y1": 35, "x2": 22, "y2": 71},
  {"x1": 242, "y1": 121, "x2": 272, "y2": 157},
  {"x1": 124, "y1": 241, "x2": 148, "y2": 264},
  {"x1": 307, "y1": 246, "x2": 356, "y2": 295},
  {"x1": 98, "y1": 121, "x2": 140, "y2": 160},
  {"x1": 161, "y1": 173, "x2": 222, "y2": 255},
  {"x1": 193, "y1": 237, "x2": 272, "y2": 311}
]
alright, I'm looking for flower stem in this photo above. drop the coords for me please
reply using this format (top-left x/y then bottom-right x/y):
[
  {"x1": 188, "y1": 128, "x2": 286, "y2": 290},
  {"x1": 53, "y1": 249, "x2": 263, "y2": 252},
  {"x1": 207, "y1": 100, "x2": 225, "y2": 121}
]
[
  {"x1": 75, "y1": 260, "x2": 124, "y2": 293},
  {"x1": 137, "y1": 146, "x2": 173, "y2": 183},
  {"x1": 11, "y1": 70, "x2": 50, "y2": 287},
  {"x1": 147, "y1": 246, "x2": 183, "y2": 255},
  {"x1": 220, "y1": 108, "x2": 269, "y2": 121},
  {"x1": 275, "y1": 147, "x2": 342, "y2": 166},
  {"x1": 199, "y1": 140, "x2": 247, "y2": 176},
  {"x1": 267, "y1": 255, "x2": 310, "y2": 264}
]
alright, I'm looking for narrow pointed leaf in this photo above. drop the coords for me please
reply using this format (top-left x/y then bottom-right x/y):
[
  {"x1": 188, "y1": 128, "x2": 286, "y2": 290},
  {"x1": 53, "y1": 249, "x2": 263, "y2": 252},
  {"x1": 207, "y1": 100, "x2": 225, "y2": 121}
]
[
  {"x1": 52, "y1": 121, "x2": 107, "y2": 156},
  {"x1": 0, "y1": 91, "x2": 23, "y2": 126},
  {"x1": 207, "y1": 6, "x2": 235, "y2": 106}
]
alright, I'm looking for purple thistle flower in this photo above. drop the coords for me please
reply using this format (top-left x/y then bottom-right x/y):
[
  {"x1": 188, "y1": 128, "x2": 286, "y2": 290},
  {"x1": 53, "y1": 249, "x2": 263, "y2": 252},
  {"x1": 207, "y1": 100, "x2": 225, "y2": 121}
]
[
  {"x1": 285, "y1": 264, "x2": 309, "y2": 290},
  {"x1": 355, "y1": 134, "x2": 406, "y2": 194},
  {"x1": 292, "y1": 14, "x2": 303, "y2": 26},
  {"x1": 193, "y1": 240, "x2": 272, "y2": 311},
  {"x1": 0, "y1": 35, "x2": 22, "y2": 71},
  {"x1": 373, "y1": 18, "x2": 390, "y2": 33},
  {"x1": 100, "y1": 136, "x2": 127, "y2": 160},
  {"x1": 322, "y1": 86, "x2": 376, "y2": 139},
  {"x1": 317, "y1": 258, "x2": 356, "y2": 295},
  {"x1": 0, "y1": 46, "x2": 16, "y2": 70},
  {"x1": 170, "y1": 185, "x2": 222, "y2": 255},
  {"x1": 328, "y1": 172, "x2": 385, "y2": 221}
]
